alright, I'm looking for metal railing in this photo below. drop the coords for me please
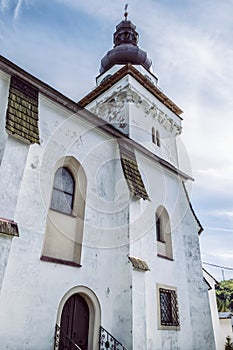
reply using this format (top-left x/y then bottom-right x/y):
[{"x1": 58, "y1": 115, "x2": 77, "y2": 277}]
[
  {"x1": 54, "y1": 324, "x2": 83, "y2": 350},
  {"x1": 99, "y1": 326, "x2": 127, "y2": 350}
]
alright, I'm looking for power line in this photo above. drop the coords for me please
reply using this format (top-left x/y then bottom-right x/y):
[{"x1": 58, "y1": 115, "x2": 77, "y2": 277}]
[{"x1": 202, "y1": 261, "x2": 233, "y2": 271}]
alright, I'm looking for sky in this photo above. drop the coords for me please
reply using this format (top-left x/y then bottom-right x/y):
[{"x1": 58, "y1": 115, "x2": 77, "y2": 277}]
[{"x1": 0, "y1": 0, "x2": 232, "y2": 280}]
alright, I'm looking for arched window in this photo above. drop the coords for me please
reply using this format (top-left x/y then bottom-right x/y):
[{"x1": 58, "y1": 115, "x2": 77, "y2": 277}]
[
  {"x1": 156, "y1": 206, "x2": 173, "y2": 260},
  {"x1": 51, "y1": 167, "x2": 75, "y2": 215},
  {"x1": 41, "y1": 157, "x2": 87, "y2": 267}
]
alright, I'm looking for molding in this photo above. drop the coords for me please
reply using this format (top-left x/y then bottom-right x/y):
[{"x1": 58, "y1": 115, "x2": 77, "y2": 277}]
[
  {"x1": 79, "y1": 64, "x2": 183, "y2": 116},
  {"x1": 89, "y1": 84, "x2": 182, "y2": 135}
]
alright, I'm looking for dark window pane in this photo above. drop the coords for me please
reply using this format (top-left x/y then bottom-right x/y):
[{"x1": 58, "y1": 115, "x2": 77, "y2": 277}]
[
  {"x1": 156, "y1": 214, "x2": 163, "y2": 241},
  {"x1": 54, "y1": 168, "x2": 74, "y2": 194},
  {"x1": 51, "y1": 189, "x2": 73, "y2": 215}
]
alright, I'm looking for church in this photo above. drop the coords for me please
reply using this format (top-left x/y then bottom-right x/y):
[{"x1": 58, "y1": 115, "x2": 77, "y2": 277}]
[{"x1": 0, "y1": 10, "x2": 215, "y2": 350}]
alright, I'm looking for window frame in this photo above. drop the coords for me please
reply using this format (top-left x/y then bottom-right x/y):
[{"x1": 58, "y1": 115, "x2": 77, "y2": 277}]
[
  {"x1": 157, "y1": 284, "x2": 180, "y2": 331},
  {"x1": 156, "y1": 206, "x2": 173, "y2": 260}
]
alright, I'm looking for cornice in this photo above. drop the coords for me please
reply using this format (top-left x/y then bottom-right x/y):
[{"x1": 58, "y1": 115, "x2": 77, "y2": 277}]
[
  {"x1": 88, "y1": 84, "x2": 182, "y2": 135},
  {"x1": 79, "y1": 64, "x2": 183, "y2": 117}
]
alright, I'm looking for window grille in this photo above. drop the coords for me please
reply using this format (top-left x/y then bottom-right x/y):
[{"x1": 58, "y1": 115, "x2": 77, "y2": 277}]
[{"x1": 159, "y1": 288, "x2": 179, "y2": 326}]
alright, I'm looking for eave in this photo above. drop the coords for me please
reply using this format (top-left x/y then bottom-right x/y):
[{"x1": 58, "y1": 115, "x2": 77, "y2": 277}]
[
  {"x1": 0, "y1": 55, "x2": 191, "y2": 182},
  {"x1": 78, "y1": 63, "x2": 183, "y2": 117}
]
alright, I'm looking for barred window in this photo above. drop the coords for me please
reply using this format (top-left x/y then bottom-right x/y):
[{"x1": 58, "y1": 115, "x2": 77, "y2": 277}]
[{"x1": 159, "y1": 288, "x2": 179, "y2": 327}]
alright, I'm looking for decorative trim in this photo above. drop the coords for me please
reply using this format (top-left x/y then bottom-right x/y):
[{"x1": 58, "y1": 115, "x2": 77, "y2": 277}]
[
  {"x1": 40, "y1": 255, "x2": 81, "y2": 268},
  {"x1": 0, "y1": 218, "x2": 19, "y2": 237},
  {"x1": 79, "y1": 63, "x2": 183, "y2": 116},
  {"x1": 89, "y1": 84, "x2": 182, "y2": 135}
]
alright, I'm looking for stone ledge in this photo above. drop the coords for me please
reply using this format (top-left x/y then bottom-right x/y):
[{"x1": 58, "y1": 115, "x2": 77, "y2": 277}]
[{"x1": 0, "y1": 218, "x2": 19, "y2": 237}]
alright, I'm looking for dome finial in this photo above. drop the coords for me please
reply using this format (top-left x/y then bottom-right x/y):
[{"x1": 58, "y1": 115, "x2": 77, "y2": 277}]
[{"x1": 124, "y1": 4, "x2": 128, "y2": 21}]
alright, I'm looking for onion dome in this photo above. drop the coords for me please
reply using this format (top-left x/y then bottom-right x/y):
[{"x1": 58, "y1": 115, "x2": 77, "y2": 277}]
[{"x1": 100, "y1": 12, "x2": 152, "y2": 74}]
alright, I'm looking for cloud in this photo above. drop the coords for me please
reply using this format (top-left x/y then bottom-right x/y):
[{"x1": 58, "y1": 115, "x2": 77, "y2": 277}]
[
  {"x1": 0, "y1": 0, "x2": 9, "y2": 11},
  {"x1": 14, "y1": 0, "x2": 23, "y2": 19}
]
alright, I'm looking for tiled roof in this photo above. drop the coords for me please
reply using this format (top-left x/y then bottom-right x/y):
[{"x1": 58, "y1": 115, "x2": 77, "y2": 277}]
[
  {"x1": 0, "y1": 218, "x2": 19, "y2": 237},
  {"x1": 6, "y1": 76, "x2": 39, "y2": 144},
  {"x1": 119, "y1": 140, "x2": 149, "y2": 200},
  {"x1": 128, "y1": 255, "x2": 150, "y2": 271}
]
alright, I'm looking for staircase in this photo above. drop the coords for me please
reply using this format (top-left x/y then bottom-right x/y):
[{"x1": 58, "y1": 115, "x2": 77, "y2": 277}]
[
  {"x1": 54, "y1": 324, "x2": 127, "y2": 350},
  {"x1": 99, "y1": 326, "x2": 127, "y2": 350}
]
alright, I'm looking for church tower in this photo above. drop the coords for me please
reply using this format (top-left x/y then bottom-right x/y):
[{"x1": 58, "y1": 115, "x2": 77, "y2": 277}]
[
  {"x1": 79, "y1": 8, "x2": 183, "y2": 169},
  {"x1": 78, "y1": 10, "x2": 216, "y2": 350}
]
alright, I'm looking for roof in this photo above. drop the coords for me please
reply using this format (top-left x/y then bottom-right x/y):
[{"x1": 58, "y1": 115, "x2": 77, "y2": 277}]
[
  {"x1": 0, "y1": 55, "x2": 192, "y2": 182},
  {"x1": 182, "y1": 182, "x2": 203, "y2": 234},
  {"x1": 202, "y1": 267, "x2": 219, "y2": 284},
  {"x1": 79, "y1": 64, "x2": 183, "y2": 116},
  {"x1": 128, "y1": 255, "x2": 150, "y2": 271},
  {"x1": 100, "y1": 19, "x2": 152, "y2": 74},
  {"x1": 119, "y1": 139, "x2": 149, "y2": 200},
  {"x1": 6, "y1": 75, "x2": 40, "y2": 144}
]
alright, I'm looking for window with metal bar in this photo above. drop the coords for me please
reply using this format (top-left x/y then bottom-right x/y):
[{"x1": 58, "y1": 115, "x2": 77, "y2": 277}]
[{"x1": 159, "y1": 288, "x2": 179, "y2": 327}]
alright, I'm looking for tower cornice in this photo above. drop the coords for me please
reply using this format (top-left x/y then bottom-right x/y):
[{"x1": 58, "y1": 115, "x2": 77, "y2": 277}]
[{"x1": 78, "y1": 64, "x2": 183, "y2": 117}]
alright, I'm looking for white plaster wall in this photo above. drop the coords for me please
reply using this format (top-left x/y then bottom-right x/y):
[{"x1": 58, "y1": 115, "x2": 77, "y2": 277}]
[
  {"x1": 129, "y1": 152, "x2": 193, "y2": 349},
  {"x1": 179, "y1": 185, "x2": 216, "y2": 350},
  {"x1": 87, "y1": 73, "x2": 181, "y2": 168},
  {"x1": 0, "y1": 70, "x2": 215, "y2": 350},
  {"x1": 0, "y1": 70, "x2": 10, "y2": 165},
  {"x1": 203, "y1": 270, "x2": 222, "y2": 349},
  {"x1": 219, "y1": 319, "x2": 233, "y2": 350},
  {"x1": 0, "y1": 235, "x2": 13, "y2": 294},
  {"x1": 0, "y1": 94, "x2": 133, "y2": 350}
]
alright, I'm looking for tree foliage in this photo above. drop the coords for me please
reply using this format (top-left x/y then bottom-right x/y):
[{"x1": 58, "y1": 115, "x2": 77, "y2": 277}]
[{"x1": 216, "y1": 279, "x2": 233, "y2": 312}]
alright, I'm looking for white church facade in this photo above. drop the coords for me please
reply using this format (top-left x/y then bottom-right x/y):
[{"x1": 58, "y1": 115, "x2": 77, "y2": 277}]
[{"x1": 0, "y1": 13, "x2": 215, "y2": 350}]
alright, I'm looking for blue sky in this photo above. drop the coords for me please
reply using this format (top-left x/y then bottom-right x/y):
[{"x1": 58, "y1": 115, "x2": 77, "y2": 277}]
[{"x1": 0, "y1": 0, "x2": 232, "y2": 280}]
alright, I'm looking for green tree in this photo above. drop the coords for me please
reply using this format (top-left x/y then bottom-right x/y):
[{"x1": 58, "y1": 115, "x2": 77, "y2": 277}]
[{"x1": 216, "y1": 279, "x2": 233, "y2": 312}]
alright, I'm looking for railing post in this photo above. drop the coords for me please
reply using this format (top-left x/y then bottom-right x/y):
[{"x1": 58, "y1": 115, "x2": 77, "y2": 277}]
[{"x1": 99, "y1": 326, "x2": 127, "y2": 350}]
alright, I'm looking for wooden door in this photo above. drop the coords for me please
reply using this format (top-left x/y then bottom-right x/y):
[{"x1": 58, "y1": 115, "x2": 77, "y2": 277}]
[{"x1": 59, "y1": 294, "x2": 89, "y2": 350}]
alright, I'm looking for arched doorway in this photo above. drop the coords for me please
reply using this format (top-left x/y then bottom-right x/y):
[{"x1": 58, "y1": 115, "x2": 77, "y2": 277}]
[
  {"x1": 59, "y1": 294, "x2": 89, "y2": 349},
  {"x1": 56, "y1": 286, "x2": 101, "y2": 350}
]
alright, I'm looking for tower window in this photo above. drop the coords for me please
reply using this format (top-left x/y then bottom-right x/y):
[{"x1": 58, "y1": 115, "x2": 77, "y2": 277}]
[
  {"x1": 152, "y1": 127, "x2": 156, "y2": 144},
  {"x1": 156, "y1": 130, "x2": 161, "y2": 147},
  {"x1": 152, "y1": 127, "x2": 161, "y2": 147},
  {"x1": 51, "y1": 167, "x2": 74, "y2": 215}
]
